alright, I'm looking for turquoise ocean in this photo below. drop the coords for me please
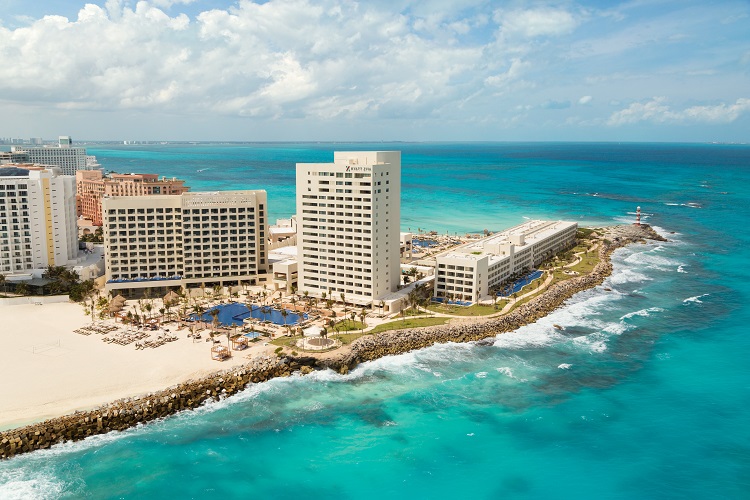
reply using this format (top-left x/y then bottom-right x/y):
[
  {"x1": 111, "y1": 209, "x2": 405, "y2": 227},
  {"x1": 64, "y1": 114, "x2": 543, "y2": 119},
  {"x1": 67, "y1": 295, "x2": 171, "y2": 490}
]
[{"x1": 1, "y1": 143, "x2": 749, "y2": 498}]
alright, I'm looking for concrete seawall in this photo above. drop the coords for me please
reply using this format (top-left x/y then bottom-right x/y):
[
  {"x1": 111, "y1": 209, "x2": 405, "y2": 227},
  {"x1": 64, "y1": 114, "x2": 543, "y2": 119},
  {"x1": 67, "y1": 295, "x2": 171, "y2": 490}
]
[{"x1": 0, "y1": 224, "x2": 665, "y2": 460}]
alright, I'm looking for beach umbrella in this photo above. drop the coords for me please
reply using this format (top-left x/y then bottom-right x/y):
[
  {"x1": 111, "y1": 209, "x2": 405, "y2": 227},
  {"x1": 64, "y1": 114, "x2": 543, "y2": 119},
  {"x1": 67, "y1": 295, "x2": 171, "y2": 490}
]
[
  {"x1": 112, "y1": 294, "x2": 127, "y2": 305},
  {"x1": 163, "y1": 290, "x2": 179, "y2": 303},
  {"x1": 108, "y1": 302, "x2": 124, "y2": 313}
]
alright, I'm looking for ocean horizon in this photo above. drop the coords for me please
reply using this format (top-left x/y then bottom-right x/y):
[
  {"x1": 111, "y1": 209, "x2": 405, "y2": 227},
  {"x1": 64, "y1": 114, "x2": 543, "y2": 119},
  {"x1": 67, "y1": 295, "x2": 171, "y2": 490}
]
[{"x1": 1, "y1": 142, "x2": 749, "y2": 498}]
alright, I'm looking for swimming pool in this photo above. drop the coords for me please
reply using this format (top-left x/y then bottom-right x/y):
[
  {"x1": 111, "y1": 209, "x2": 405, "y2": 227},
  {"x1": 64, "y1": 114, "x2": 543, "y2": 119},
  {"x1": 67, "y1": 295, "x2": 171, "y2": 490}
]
[
  {"x1": 497, "y1": 270, "x2": 544, "y2": 296},
  {"x1": 431, "y1": 297, "x2": 473, "y2": 306},
  {"x1": 191, "y1": 302, "x2": 307, "y2": 327}
]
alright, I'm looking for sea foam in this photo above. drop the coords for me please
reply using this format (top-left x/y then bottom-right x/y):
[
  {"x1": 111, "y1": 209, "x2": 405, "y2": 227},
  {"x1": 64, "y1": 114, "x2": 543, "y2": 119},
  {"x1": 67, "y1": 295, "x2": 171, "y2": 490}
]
[{"x1": 683, "y1": 294, "x2": 709, "y2": 305}]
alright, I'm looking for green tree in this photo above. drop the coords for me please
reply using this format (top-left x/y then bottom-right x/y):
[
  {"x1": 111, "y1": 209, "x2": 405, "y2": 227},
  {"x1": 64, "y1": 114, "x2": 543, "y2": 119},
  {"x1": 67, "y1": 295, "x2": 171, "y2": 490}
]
[
  {"x1": 281, "y1": 308, "x2": 289, "y2": 328},
  {"x1": 209, "y1": 308, "x2": 220, "y2": 332},
  {"x1": 340, "y1": 293, "x2": 347, "y2": 323}
]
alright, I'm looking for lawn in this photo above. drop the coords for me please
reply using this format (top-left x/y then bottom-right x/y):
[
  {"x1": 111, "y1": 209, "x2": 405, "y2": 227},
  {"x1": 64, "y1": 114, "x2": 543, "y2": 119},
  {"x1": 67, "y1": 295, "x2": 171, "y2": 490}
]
[
  {"x1": 425, "y1": 303, "x2": 498, "y2": 316},
  {"x1": 367, "y1": 316, "x2": 450, "y2": 334}
]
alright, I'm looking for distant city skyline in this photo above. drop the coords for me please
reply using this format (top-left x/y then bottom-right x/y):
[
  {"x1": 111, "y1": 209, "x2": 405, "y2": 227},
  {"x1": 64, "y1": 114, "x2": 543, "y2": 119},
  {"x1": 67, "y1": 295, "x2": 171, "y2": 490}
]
[{"x1": 0, "y1": 0, "x2": 748, "y2": 142}]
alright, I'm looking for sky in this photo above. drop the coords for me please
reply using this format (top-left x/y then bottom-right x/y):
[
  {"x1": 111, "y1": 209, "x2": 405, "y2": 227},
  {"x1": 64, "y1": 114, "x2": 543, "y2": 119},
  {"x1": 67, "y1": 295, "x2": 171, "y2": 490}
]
[{"x1": 0, "y1": 0, "x2": 748, "y2": 142}]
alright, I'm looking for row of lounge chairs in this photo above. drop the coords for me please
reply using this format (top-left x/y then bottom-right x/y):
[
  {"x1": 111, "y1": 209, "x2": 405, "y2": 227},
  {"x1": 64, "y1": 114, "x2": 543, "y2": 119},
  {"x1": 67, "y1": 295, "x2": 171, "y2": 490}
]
[
  {"x1": 74, "y1": 324, "x2": 120, "y2": 336},
  {"x1": 135, "y1": 335, "x2": 178, "y2": 349},
  {"x1": 102, "y1": 332, "x2": 148, "y2": 345}
]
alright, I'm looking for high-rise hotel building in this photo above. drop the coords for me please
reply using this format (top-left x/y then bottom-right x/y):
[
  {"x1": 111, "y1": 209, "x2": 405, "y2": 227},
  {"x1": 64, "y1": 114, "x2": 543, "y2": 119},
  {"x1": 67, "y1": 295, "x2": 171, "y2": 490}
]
[
  {"x1": 0, "y1": 165, "x2": 78, "y2": 276},
  {"x1": 102, "y1": 191, "x2": 268, "y2": 297},
  {"x1": 296, "y1": 151, "x2": 401, "y2": 306}
]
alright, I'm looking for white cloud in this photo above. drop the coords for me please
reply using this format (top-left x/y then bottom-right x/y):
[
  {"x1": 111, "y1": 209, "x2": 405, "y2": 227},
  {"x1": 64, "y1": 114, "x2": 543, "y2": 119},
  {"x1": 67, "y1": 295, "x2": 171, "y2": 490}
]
[
  {"x1": 495, "y1": 8, "x2": 579, "y2": 38},
  {"x1": 607, "y1": 97, "x2": 750, "y2": 125},
  {"x1": 0, "y1": 0, "x2": 485, "y2": 120},
  {"x1": 0, "y1": 0, "x2": 748, "y2": 140},
  {"x1": 484, "y1": 59, "x2": 530, "y2": 88}
]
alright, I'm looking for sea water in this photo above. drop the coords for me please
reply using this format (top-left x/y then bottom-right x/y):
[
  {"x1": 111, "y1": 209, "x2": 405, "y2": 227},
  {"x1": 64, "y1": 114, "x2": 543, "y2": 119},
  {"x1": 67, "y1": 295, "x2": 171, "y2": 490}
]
[{"x1": 1, "y1": 143, "x2": 748, "y2": 498}]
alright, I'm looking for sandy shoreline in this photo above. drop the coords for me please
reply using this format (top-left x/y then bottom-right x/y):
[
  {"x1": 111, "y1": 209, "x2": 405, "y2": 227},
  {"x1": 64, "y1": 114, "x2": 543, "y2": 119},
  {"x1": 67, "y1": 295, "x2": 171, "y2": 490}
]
[
  {"x1": 0, "y1": 224, "x2": 665, "y2": 433},
  {"x1": 0, "y1": 303, "x2": 276, "y2": 430}
]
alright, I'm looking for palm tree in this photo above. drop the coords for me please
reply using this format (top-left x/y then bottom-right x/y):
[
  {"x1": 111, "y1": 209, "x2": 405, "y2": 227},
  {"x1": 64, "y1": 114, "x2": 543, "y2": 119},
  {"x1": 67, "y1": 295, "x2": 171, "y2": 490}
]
[
  {"x1": 340, "y1": 293, "x2": 347, "y2": 323},
  {"x1": 350, "y1": 311, "x2": 356, "y2": 329},
  {"x1": 97, "y1": 295, "x2": 109, "y2": 319},
  {"x1": 280, "y1": 308, "x2": 289, "y2": 329},
  {"x1": 0, "y1": 274, "x2": 6, "y2": 295},
  {"x1": 408, "y1": 289, "x2": 418, "y2": 313},
  {"x1": 15, "y1": 282, "x2": 29, "y2": 296},
  {"x1": 359, "y1": 309, "x2": 366, "y2": 333},
  {"x1": 209, "y1": 308, "x2": 220, "y2": 333}
]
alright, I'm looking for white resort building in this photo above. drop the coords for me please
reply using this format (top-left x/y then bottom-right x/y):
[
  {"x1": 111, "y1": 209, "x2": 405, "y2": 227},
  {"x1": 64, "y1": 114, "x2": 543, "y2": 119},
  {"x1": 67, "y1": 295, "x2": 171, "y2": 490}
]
[
  {"x1": 296, "y1": 151, "x2": 401, "y2": 306},
  {"x1": 102, "y1": 190, "x2": 268, "y2": 297},
  {"x1": 10, "y1": 136, "x2": 98, "y2": 176},
  {"x1": 434, "y1": 220, "x2": 578, "y2": 303},
  {"x1": 0, "y1": 165, "x2": 103, "y2": 282}
]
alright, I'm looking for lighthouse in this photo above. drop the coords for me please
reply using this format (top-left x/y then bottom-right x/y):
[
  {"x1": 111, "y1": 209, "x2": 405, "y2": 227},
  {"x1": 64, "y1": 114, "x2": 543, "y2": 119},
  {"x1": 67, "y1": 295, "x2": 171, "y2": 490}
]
[{"x1": 635, "y1": 206, "x2": 641, "y2": 226}]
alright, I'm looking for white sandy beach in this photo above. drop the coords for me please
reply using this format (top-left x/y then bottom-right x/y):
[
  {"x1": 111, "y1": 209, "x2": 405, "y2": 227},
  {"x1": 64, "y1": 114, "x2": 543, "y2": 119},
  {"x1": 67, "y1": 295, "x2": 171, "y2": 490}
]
[{"x1": 0, "y1": 301, "x2": 276, "y2": 430}]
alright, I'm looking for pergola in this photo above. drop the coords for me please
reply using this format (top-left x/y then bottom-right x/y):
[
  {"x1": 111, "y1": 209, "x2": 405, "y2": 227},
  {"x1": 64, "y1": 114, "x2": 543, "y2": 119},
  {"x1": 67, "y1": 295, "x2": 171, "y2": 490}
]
[
  {"x1": 211, "y1": 345, "x2": 231, "y2": 361},
  {"x1": 230, "y1": 335, "x2": 248, "y2": 350}
]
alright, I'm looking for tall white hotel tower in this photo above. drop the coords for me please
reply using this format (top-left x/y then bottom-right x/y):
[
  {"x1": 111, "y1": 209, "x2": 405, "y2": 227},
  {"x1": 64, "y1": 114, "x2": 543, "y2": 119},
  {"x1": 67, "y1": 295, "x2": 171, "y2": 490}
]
[{"x1": 296, "y1": 151, "x2": 401, "y2": 306}]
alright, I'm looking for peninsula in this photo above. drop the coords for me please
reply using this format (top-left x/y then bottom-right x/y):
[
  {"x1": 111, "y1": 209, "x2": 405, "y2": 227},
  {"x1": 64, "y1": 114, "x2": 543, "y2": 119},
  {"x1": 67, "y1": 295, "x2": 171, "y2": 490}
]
[{"x1": 0, "y1": 223, "x2": 665, "y2": 459}]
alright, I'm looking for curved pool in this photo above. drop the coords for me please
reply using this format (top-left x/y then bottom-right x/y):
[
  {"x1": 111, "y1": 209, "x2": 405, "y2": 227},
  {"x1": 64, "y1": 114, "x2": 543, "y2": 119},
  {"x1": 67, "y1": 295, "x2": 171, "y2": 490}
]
[{"x1": 191, "y1": 302, "x2": 307, "y2": 327}]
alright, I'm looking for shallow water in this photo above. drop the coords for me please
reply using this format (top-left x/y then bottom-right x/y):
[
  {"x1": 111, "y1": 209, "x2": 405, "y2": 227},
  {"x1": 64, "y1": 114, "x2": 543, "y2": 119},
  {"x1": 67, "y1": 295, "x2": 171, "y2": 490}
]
[{"x1": 1, "y1": 143, "x2": 748, "y2": 498}]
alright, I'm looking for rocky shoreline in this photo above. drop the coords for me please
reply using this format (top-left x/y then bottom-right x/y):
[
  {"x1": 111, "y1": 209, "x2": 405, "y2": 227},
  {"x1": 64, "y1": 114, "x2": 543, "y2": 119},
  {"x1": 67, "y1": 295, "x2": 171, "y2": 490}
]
[{"x1": 0, "y1": 224, "x2": 665, "y2": 460}]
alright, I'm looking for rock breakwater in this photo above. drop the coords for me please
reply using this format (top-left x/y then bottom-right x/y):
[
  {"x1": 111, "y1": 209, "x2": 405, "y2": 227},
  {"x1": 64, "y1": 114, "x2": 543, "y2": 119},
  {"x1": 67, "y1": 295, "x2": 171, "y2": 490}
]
[{"x1": 0, "y1": 355, "x2": 296, "y2": 459}]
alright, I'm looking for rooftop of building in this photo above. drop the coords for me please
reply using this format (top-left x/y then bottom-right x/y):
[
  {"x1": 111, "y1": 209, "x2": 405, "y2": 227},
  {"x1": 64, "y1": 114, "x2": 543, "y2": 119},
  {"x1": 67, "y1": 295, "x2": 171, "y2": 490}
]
[
  {"x1": 439, "y1": 220, "x2": 577, "y2": 263},
  {"x1": 268, "y1": 245, "x2": 297, "y2": 264},
  {"x1": 0, "y1": 166, "x2": 31, "y2": 177},
  {"x1": 463, "y1": 220, "x2": 577, "y2": 252},
  {"x1": 0, "y1": 164, "x2": 62, "y2": 176}
]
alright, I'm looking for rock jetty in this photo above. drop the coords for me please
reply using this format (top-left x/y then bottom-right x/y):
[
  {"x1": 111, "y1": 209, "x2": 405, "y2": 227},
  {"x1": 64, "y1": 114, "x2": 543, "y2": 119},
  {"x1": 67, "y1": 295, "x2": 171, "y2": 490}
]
[
  {"x1": 0, "y1": 224, "x2": 664, "y2": 460},
  {"x1": 0, "y1": 355, "x2": 297, "y2": 459}
]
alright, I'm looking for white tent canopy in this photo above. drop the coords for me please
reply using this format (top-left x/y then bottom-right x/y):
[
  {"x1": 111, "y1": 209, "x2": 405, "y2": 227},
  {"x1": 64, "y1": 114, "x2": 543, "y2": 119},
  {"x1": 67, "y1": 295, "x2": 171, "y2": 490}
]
[{"x1": 303, "y1": 325, "x2": 324, "y2": 337}]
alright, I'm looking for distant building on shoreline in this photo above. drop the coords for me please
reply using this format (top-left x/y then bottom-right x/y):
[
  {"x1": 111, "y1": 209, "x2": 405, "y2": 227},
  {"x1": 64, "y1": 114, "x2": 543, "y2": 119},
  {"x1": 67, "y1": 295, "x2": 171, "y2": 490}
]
[
  {"x1": 296, "y1": 151, "x2": 401, "y2": 306},
  {"x1": 102, "y1": 190, "x2": 268, "y2": 297},
  {"x1": 77, "y1": 170, "x2": 189, "y2": 226},
  {"x1": 10, "y1": 136, "x2": 99, "y2": 176}
]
